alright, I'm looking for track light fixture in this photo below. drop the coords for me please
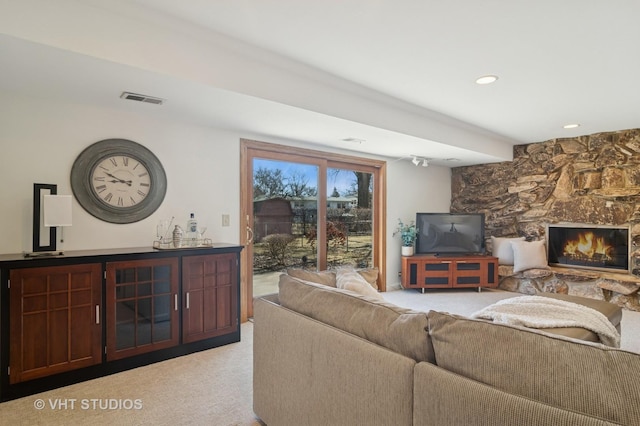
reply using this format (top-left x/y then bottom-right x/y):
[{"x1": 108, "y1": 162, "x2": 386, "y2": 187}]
[{"x1": 410, "y1": 155, "x2": 430, "y2": 167}]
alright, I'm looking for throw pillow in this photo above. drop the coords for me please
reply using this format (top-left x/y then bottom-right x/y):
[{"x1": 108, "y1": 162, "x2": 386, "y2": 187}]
[
  {"x1": 335, "y1": 267, "x2": 384, "y2": 300},
  {"x1": 510, "y1": 239, "x2": 549, "y2": 273},
  {"x1": 285, "y1": 267, "x2": 379, "y2": 289},
  {"x1": 356, "y1": 267, "x2": 379, "y2": 290},
  {"x1": 491, "y1": 236, "x2": 525, "y2": 265}
]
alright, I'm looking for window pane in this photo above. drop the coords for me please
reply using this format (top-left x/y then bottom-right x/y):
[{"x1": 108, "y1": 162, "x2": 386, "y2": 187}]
[
  {"x1": 252, "y1": 158, "x2": 318, "y2": 297},
  {"x1": 326, "y1": 168, "x2": 373, "y2": 269},
  {"x1": 116, "y1": 268, "x2": 135, "y2": 284}
]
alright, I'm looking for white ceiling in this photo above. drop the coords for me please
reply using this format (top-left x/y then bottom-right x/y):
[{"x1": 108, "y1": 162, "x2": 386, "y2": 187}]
[{"x1": 2, "y1": 0, "x2": 640, "y2": 166}]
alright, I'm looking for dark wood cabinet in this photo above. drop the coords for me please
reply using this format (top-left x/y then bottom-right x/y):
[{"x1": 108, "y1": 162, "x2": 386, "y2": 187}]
[
  {"x1": 9, "y1": 264, "x2": 102, "y2": 384},
  {"x1": 0, "y1": 245, "x2": 242, "y2": 401},
  {"x1": 401, "y1": 255, "x2": 498, "y2": 292},
  {"x1": 106, "y1": 258, "x2": 179, "y2": 360},
  {"x1": 182, "y1": 253, "x2": 238, "y2": 343}
]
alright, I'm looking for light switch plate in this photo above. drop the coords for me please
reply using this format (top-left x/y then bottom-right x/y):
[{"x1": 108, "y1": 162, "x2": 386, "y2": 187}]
[{"x1": 222, "y1": 214, "x2": 230, "y2": 227}]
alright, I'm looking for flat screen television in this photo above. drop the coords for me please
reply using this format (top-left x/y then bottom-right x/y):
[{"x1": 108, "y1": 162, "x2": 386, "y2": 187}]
[{"x1": 415, "y1": 213, "x2": 485, "y2": 255}]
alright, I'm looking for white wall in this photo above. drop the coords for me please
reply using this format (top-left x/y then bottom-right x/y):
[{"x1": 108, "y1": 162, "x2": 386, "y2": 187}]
[
  {"x1": 0, "y1": 92, "x2": 451, "y2": 286},
  {"x1": 1, "y1": 93, "x2": 241, "y2": 253},
  {"x1": 386, "y1": 159, "x2": 451, "y2": 287}
]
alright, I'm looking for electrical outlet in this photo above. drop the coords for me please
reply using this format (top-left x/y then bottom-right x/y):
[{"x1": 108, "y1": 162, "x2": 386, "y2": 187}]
[{"x1": 222, "y1": 214, "x2": 230, "y2": 227}]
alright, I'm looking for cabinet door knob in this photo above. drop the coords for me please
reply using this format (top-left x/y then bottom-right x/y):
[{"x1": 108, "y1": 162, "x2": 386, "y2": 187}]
[
  {"x1": 174, "y1": 294, "x2": 178, "y2": 311},
  {"x1": 186, "y1": 292, "x2": 190, "y2": 309},
  {"x1": 95, "y1": 305, "x2": 100, "y2": 325}
]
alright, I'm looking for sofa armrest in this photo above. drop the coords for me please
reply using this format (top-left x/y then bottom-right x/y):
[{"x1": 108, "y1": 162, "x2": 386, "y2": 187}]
[{"x1": 257, "y1": 292, "x2": 279, "y2": 304}]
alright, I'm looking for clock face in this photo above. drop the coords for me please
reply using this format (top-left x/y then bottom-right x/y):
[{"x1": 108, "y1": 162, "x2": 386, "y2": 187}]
[
  {"x1": 71, "y1": 139, "x2": 167, "y2": 224},
  {"x1": 91, "y1": 155, "x2": 152, "y2": 208}
]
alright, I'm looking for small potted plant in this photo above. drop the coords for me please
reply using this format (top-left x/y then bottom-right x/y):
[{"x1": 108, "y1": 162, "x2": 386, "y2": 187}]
[{"x1": 393, "y1": 219, "x2": 418, "y2": 256}]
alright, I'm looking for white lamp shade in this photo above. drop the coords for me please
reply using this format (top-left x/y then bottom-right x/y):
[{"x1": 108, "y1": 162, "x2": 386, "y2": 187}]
[{"x1": 43, "y1": 195, "x2": 73, "y2": 227}]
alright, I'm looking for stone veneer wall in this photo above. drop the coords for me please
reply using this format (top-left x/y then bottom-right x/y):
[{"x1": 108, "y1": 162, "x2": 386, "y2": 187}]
[{"x1": 450, "y1": 128, "x2": 640, "y2": 310}]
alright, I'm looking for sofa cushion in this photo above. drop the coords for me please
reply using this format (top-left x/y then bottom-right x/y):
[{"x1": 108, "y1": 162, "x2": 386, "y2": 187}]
[
  {"x1": 413, "y1": 362, "x2": 619, "y2": 426},
  {"x1": 539, "y1": 292, "x2": 622, "y2": 329},
  {"x1": 427, "y1": 311, "x2": 640, "y2": 425},
  {"x1": 279, "y1": 274, "x2": 435, "y2": 363},
  {"x1": 335, "y1": 267, "x2": 384, "y2": 300}
]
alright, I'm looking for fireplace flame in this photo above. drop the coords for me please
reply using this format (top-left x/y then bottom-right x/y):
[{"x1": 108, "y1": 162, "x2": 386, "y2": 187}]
[{"x1": 563, "y1": 231, "x2": 613, "y2": 260}]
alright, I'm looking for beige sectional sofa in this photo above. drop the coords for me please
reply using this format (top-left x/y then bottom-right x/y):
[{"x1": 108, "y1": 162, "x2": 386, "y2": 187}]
[{"x1": 253, "y1": 273, "x2": 640, "y2": 425}]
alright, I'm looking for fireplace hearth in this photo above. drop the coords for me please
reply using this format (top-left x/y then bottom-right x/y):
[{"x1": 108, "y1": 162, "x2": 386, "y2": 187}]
[{"x1": 547, "y1": 224, "x2": 629, "y2": 273}]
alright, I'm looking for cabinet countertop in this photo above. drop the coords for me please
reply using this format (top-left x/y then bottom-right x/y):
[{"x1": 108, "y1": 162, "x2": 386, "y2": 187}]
[{"x1": 0, "y1": 243, "x2": 243, "y2": 263}]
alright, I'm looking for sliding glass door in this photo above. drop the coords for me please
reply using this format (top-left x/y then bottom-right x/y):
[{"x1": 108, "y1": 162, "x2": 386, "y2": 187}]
[{"x1": 240, "y1": 140, "x2": 386, "y2": 320}]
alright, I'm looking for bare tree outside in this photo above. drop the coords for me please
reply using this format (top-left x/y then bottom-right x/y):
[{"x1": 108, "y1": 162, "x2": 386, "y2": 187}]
[
  {"x1": 254, "y1": 167, "x2": 286, "y2": 198},
  {"x1": 285, "y1": 169, "x2": 317, "y2": 198},
  {"x1": 356, "y1": 172, "x2": 372, "y2": 209}
]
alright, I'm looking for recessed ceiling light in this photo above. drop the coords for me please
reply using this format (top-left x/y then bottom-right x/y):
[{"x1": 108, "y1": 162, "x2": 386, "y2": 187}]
[
  {"x1": 563, "y1": 123, "x2": 580, "y2": 129},
  {"x1": 475, "y1": 75, "x2": 498, "y2": 85}
]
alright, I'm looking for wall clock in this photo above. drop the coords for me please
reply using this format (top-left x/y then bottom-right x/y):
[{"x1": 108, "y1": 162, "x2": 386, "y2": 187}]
[{"x1": 71, "y1": 139, "x2": 167, "y2": 224}]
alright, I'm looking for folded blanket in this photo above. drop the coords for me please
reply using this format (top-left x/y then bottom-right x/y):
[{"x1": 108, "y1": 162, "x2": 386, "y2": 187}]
[{"x1": 471, "y1": 295, "x2": 620, "y2": 347}]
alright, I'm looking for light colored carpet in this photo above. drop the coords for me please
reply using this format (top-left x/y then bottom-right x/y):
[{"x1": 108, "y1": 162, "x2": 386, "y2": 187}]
[
  {"x1": 0, "y1": 322, "x2": 262, "y2": 426},
  {"x1": 1, "y1": 288, "x2": 638, "y2": 425}
]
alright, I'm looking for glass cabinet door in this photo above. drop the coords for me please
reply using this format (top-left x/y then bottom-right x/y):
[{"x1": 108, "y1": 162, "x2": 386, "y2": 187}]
[{"x1": 106, "y1": 258, "x2": 179, "y2": 360}]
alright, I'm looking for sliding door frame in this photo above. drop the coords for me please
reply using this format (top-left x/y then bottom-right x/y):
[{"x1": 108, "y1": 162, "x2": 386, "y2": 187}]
[{"x1": 240, "y1": 139, "x2": 387, "y2": 320}]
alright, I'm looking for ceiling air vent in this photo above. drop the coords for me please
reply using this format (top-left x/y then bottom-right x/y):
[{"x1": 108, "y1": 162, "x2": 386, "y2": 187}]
[{"x1": 120, "y1": 92, "x2": 165, "y2": 105}]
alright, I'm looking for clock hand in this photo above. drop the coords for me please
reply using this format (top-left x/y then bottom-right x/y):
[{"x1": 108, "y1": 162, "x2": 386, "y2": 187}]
[
  {"x1": 104, "y1": 172, "x2": 124, "y2": 182},
  {"x1": 108, "y1": 179, "x2": 133, "y2": 186},
  {"x1": 105, "y1": 172, "x2": 132, "y2": 186}
]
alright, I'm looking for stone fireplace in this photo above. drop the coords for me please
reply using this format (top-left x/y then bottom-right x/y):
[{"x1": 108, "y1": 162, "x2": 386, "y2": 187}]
[
  {"x1": 450, "y1": 128, "x2": 640, "y2": 311},
  {"x1": 547, "y1": 224, "x2": 629, "y2": 273}
]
